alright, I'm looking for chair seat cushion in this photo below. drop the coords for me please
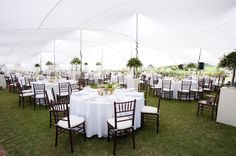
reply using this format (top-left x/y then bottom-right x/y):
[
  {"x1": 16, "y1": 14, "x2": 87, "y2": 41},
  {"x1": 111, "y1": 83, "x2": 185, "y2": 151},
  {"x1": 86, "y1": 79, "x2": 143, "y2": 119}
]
[
  {"x1": 72, "y1": 89, "x2": 79, "y2": 92},
  {"x1": 151, "y1": 84, "x2": 161, "y2": 89},
  {"x1": 107, "y1": 117, "x2": 132, "y2": 130},
  {"x1": 57, "y1": 92, "x2": 69, "y2": 96},
  {"x1": 204, "y1": 88, "x2": 211, "y2": 91},
  {"x1": 20, "y1": 92, "x2": 34, "y2": 97},
  {"x1": 22, "y1": 90, "x2": 32, "y2": 93},
  {"x1": 190, "y1": 88, "x2": 203, "y2": 92},
  {"x1": 162, "y1": 88, "x2": 173, "y2": 92},
  {"x1": 139, "y1": 80, "x2": 145, "y2": 84},
  {"x1": 198, "y1": 100, "x2": 215, "y2": 106},
  {"x1": 141, "y1": 106, "x2": 158, "y2": 114},
  {"x1": 58, "y1": 115, "x2": 84, "y2": 129},
  {"x1": 178, "y1": 90, "x2": 190, "y2": 93},
  {"x1": 35, "y1": 94, "x2": 45, "y2": 98}
]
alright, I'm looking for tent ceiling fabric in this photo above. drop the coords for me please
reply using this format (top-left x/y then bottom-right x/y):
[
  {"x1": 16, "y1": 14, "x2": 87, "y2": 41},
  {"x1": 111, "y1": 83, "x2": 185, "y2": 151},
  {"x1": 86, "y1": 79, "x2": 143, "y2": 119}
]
[{"x1": 0, "y1": 0, "x2": 236, "y2": 70}]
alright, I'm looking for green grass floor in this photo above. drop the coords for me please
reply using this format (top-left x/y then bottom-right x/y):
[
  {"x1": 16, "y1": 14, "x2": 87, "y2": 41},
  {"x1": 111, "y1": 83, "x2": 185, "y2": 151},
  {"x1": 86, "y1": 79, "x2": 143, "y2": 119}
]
[{"x1": 0, "y1": 89, "x2": 236, "y2": 156}]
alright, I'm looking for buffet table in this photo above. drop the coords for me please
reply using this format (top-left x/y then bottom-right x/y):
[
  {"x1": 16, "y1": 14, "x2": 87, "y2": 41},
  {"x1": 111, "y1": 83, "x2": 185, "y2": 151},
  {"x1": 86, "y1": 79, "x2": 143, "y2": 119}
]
[
  {"x1": 216, "y1": 87, "x2": 236, "y2": 127},
  {"x1": 70, "y1": 87, "x2": 145, "y2": 137}
]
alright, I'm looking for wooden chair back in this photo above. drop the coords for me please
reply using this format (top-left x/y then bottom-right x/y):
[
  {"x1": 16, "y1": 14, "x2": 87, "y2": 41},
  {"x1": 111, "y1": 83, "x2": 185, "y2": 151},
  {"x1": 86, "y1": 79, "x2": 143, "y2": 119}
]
[{"x1": 114, "y1": 99, "x2": 136, "y2": 129}]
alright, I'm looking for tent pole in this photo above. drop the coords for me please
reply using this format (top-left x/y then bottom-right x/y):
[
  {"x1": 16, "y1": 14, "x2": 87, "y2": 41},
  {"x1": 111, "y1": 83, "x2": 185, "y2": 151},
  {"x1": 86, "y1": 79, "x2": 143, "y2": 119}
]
[
  {"x1": 101, "y1": 47, "x2": 103, "y2": 72},
  {"x1": 53, "y1": 40, "x2": 56, "y2": 74},
  {"x1": 197, "y1": 48, "x2": 202, "y2": 75},
  {"x1": 80, "y1": 30, "x2": 83, "y2": 76},
  {"x1": 40, "y1": 54, "x2": 42, "y2": 74},
  {"x1": 136, "y1": 13, "x2": 139, "y2": 58},
  {"x1": 198, "y1": 48, "x2": 202, "y2": 64}
]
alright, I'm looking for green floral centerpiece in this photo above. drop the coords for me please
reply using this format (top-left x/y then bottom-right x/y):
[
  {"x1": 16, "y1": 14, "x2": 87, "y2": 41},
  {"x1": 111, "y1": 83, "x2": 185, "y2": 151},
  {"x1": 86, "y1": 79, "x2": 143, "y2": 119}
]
[{"x1": 97, "y1": 83, "x2": 120, "y2": 95}]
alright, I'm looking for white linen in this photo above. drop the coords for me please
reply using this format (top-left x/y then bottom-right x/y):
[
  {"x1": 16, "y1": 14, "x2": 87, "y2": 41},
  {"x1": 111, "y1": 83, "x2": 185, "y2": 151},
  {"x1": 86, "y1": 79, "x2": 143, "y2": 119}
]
[
  {"x1": 31, "y1": 79, "x2": 77, "y2": 101},
  {"x1": 70, "y1": 88, "x2": 144, "y2": 138},
  {"x1": 152, "y1": 79, "x2": 198, "y2": 99},
  {"x1": 0, "y1": 75, "x2": 6, "y2": 88}
]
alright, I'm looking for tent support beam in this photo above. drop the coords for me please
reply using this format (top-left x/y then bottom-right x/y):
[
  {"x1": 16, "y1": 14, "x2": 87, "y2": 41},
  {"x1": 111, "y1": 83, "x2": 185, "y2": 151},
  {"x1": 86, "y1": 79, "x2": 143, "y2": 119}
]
[{"x1": 136, "y1": 13, "x2": 139, "y2": 58}]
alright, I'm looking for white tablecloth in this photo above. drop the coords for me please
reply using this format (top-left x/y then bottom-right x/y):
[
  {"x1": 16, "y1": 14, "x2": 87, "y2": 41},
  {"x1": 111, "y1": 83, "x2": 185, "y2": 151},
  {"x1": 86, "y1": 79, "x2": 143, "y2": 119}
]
[
  {"x1": 31, "y1": 80, "x2": 77, "y2": 100},
  {"x1": 152, "y1": 79, "x2": 198, "y2": 99},
  {"x1": 70, "y1": 88, "x2": 145, "y2": 137},
  {"x1": 0, "y1": 75, "x2": 6, "y2": 88}
]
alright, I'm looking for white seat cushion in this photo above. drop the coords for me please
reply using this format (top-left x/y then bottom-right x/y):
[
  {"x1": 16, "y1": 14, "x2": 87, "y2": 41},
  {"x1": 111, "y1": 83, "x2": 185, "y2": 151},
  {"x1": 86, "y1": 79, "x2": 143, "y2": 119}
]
[
  {"x1": 35, "y1": 94, "x2": 45, "y2": 98},
  {"x1": 178, "y1": 90, "x2": 190, "y2": 93},
  {"x1": 22, "y1": 90, "x2": 32, "y2": 93},
  {"x1": 190, "y1": 88, "x2": 203, "y2": 92},
  {"x1": 72, "y1": 89, "x2": 79, "y2": 92},
  {"x1": 107, "y1": 117, "x2": 132, "y2": 130},
  {"x1": 58, "y1": 115, "x2": 84, "y2": 129},
  {"x1": 20, "y1": 92, "x2": 34, "y2": 97},
  {"x1": 139, "y1": 80, "x2": 144, "y2": 84},
  {"x1": 162, "y1": 88, "x2": 173, "y2": 92},
  {"x1": 141, "y1": 106, "x2": 158, "y2": 114},
  {"x1": 151, "y1": 84, "x2": 161, "y2": 89},
  {"x1": 57, "y1": 92, "x2": 69, "y2": 96}
]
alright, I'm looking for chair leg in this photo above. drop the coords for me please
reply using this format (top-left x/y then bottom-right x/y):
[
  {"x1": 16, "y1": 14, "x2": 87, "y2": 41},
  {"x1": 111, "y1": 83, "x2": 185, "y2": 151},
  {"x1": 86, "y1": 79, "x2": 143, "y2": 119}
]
[
  {"x1": 34, "y1": 98, "x2": 37, "y2": 111},
  {"x1": 211, "y1": 107, "x2": 214, "y2": 120},
  {"x1": 132, "y1": 128, "x2": 135, "y2": 149},
  {"x1": 140, "y1": 113, "x2": 143, "y2": 130},
  {"x1": 29, "y1": 96, "x2": 32, "y2": 104},
  {"x1": 83, "y1": 122, "x2": 86, "y2": 141},
  {"x1": 49, "y1": 111, "x2": 52, "y2": 128},
  {"x1": 55, "y1": 127, "x2": 58, "y2": 147},
  {"x1": 157, "y1": 115, "x2": 159, "y2": 133},
  {"x1": 188, "y1": 93, "x2": 190, "y2": 102},
  {"x1": 19, "y1": 96, "x2": 21, "y2": 107},
  {"x1": 44, "y1": 98, "x2": 47, "y2": 109},
  {"x1": 69, "y1": 130, "x2": 73, "y2": 153},
  {"x1": 113, "y1": 132, "x2": 117, "y2": 155},
  {"x1": 197, "y1": 103, "x2": 200, "y2": 116},
  {"x1": 22, "y1": 97, "x2": 25, "y2": 109},
  {"x1": 107, "y1": 124, "x2": 110, "y2": 141}
]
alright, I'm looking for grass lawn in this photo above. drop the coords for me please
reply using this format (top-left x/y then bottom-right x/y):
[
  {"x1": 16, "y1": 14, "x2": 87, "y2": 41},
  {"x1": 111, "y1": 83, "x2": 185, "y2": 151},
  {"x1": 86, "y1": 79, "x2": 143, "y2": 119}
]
[{"x1": 0, "y1": 89, "x2": 236, "y2": 156}]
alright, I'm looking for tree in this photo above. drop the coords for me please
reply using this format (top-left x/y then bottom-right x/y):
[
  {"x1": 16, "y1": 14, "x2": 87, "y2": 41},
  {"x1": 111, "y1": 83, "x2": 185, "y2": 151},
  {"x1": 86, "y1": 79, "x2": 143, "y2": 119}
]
[
  {"x1": 70, "y1": 57, "x2": 81, "y2": 71},
  {"x1": 126, "y1": 57, "x2": 143, "y2": 78},
  {"x1": 187, "y1": 63, "x2": 196, "y2": 69},
  {"x1": 34, "y1": 63, "x2": 40, "y2": 68},
  {"x1": 148, "y1": 64, "x2": 154, "y2": 68},
  {"x1": 84, "y1": 62, "x2": 88, "y2": 66},
  {"x1": 96, "y1": 62, "x2": 101, "y2": 66},
  {"x1": 218, "y1": 51, "x2": 236, "y2": 85},
  {"x1": 45, "y1": 61, "x2": 53, "y2": 70}
]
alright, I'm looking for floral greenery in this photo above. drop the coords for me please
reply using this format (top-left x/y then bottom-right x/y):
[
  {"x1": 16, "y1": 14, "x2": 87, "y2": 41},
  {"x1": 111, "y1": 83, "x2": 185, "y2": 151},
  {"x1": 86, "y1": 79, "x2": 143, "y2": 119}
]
[
  {"x1": 126, "y1": 57, "x2": 143, "y2": 78},
  {"x1": 154, "y1": 64, "x2": 226, "y2": 79},
  {"x1": 186, "y1": 63, "x2": 196, "y2": 69},
  {"x1": 34, "y1": 63, "x2": 40, "y2": 68},
  {"x1": 218, "y1": 50, "x2": 236, "y2": 85},
  {"x1": 96, "y1": 62, "x2": 101, "y2": 66},
  {"x1": 45, "y1": 61, "x2": 53, "y2": 70},
  {"x1": 70, "y1": 57, "x2": 81, "y2": 71},
  {"x1": 45, "y1": 61, "x2": 53, "y2": 66}
]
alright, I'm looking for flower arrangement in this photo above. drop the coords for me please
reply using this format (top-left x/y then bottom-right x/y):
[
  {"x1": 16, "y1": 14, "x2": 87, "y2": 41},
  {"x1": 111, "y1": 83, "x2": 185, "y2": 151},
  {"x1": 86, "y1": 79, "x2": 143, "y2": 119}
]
[{"x1": 97, "y1": 83, "x2": 120, "y2": 95}]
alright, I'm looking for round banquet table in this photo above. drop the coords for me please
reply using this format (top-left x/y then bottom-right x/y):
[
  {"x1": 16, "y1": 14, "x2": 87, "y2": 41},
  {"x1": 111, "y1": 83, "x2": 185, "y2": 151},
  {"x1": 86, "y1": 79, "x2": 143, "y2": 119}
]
[
  {"x1": 70, "y1": 87, "x2": 145, "y2": 138},
  {"x1": 151, "y1": 79, "x2": 198, "y2": 99},
  {"x1": 31, "y1": 80, "x2": 77, "y2": 100}
]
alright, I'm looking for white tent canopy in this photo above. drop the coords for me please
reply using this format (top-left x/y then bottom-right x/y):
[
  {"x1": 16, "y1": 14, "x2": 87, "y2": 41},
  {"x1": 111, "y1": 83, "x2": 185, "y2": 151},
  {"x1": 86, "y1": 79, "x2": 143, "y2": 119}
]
[{"x1": 0, "y1": 0, "x2": 236, "y2": 70}]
